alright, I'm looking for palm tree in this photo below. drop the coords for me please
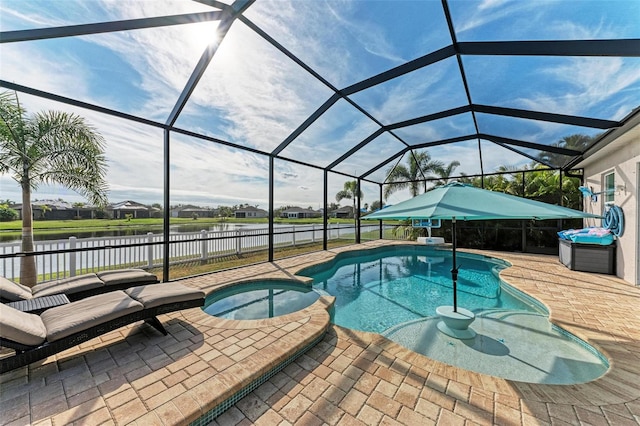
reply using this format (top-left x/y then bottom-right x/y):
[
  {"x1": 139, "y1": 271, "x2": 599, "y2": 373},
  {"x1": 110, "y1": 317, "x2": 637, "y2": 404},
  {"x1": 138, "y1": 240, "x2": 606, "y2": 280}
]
[
  {"x1": 431, "y1": 160, "x2": 461, "y2": 187},
  {"x1": 73, "y1": 201, "x2": 85, "y2": 218},
  {"x1": 335, "y1": 180, "x2": 363, "y2": 230},
  {"x1": 0, "y1": 91, "x2": 108, "y2": 287},
  {"x1": 493, "y1": 165, "x2": 525, "y2": 196},
  {"x1": 40, "y1": 204, "x2": 52, "y2": 220},
  {"x1": 384, "y1": 151, "x2": 443, "y2": 200},
  {"x1": 537, "y1": 134, "x2": 593, "y2": 167}
]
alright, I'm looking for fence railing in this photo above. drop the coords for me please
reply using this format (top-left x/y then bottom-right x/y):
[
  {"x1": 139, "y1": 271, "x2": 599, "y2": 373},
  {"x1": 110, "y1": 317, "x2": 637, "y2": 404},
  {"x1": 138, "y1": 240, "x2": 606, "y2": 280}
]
[{"x1": 0, "y1": 224, "x2": 389, "y2": 282}]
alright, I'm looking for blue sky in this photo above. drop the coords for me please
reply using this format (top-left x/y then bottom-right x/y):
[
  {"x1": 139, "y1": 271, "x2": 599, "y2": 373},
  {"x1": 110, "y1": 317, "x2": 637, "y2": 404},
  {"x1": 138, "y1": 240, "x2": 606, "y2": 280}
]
[{"x1": 1, "y1": 0, "x2": 638, "y2": 209}]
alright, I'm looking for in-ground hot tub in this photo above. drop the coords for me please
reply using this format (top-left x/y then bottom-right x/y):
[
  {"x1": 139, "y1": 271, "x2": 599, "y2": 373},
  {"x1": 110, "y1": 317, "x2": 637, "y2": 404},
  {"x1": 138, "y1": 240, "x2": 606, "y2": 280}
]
[{"x1": 202, "y1": 279, "x2": 321, "y2": 320}]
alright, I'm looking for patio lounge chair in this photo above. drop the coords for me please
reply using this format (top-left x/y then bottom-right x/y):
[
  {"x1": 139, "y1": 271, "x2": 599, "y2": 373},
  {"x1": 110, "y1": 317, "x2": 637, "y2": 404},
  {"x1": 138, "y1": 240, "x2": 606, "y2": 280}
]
[
  {"x1": 0, "y1": 282, "x2": 205, "y2": 373},
  {"x1": 0, "y1": 269, "x2": 159, "y2": 304}
]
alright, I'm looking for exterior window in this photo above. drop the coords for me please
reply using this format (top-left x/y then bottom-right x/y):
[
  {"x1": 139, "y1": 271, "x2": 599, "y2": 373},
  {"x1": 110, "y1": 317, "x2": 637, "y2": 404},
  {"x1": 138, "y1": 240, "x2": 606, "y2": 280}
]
[{"x1": 604, "y1": 172, "x2": 615, "y2": 203}]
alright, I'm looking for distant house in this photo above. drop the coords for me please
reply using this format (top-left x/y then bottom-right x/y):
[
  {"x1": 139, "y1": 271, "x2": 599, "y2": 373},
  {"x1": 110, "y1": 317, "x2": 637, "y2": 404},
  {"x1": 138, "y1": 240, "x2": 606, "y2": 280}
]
[
  {"x1": 331, "y1": 206, "x2": 353, "y2": 218},
  {"x1": 108, "y1": 200, "x2": 150, "y2": 219},
  {"x1": 175, "y1": 206, "x2": 219, "y2": 218},
  {"x1": 234, "y1": 206, "x2": 268, "y2": 219},
  {"x1": 12, "y1": 200, "x2": 96, "y2": 220},
  {"x1": 280, "y1": 207, "x2": 322, "y2": 219}
]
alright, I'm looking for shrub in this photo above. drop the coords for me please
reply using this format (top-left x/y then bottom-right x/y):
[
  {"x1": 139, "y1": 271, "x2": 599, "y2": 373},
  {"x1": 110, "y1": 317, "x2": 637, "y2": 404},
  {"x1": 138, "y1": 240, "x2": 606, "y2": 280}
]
[{"x1": 0, "y1": 204, "x2": 18, "y2": 221}]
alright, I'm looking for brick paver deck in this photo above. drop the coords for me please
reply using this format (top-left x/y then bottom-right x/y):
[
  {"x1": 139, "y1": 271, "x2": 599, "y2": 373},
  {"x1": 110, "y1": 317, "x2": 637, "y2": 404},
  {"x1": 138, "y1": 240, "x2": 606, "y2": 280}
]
[{"x1": 2, "y1": 240, "x2": 639, "y2": 425}]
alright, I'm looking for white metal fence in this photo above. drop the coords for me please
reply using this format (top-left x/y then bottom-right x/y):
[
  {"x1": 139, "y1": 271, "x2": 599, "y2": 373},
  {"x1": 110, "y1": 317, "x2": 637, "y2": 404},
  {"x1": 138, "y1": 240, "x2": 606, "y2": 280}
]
[{"x1": 0, "y1": 224, "x2": 389, "y2": 282}]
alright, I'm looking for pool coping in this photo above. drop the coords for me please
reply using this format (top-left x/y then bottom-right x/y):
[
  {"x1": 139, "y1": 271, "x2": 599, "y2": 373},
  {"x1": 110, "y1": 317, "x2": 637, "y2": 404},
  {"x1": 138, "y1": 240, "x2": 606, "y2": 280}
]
[{"x1": 187, "y1": 297, "x2": 333, "y2": 425}]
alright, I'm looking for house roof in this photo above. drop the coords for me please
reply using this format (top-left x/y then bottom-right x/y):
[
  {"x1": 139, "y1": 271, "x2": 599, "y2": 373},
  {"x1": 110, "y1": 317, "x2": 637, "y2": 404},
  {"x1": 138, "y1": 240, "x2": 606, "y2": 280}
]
[
  {"x1": 573, "y1": 108, "x2": 640, "y2": 169},
  {"x1": 109, "y1": 200, "x2": 149, "y2": 210},
  {"x1": 235, "y1": 206, "x2": 267, "y2": 213},
  {"x1": 332, "y1": 206, "x2": 353, "y2": 213},
  {"x1": 13, "y1": 200, "x2": 96, "y2": 210},
  {"x1": 179, "y1": 207, "x2": 217, "y2": 212},
  {"x1": 281, "y1": 207, "x2": 319, "y2": 214}
]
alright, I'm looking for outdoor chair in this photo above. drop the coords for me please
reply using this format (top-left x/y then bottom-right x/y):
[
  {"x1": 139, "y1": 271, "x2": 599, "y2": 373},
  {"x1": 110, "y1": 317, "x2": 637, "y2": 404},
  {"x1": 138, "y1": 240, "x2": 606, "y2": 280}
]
[
  {"x1": 0, "y1": 268, "x2": 159, "y2": 304},
  {"x1": 0, "y1": 282, "x2": 205, "y2": 373}
]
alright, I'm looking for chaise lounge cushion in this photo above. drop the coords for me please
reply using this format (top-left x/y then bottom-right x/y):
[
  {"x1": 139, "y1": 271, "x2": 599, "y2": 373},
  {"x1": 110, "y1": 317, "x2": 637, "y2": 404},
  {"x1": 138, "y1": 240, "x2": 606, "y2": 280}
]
[
  {"x1": 31, "y1": 274, "x2": 104, "y2": 298},
  {"x1": 97, "y1": 269, "x2": 158, "y2": 286},
  {"x1": 0, "y1": 277, "x2": 34, "y2": 302},
  {"x1": 125, "y1": 283, "x2": 205, "y2": 309},
  {"x1": 40, "y1": 291, "x2": 144, "y2": 342},
  {"x1": 0, "y1": 303, "x2": 47, "y2": 346}
]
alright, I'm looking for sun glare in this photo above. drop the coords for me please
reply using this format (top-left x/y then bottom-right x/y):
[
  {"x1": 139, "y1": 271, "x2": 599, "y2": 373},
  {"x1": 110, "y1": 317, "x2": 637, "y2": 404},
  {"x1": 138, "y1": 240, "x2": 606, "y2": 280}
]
[{"x1": 184, "y1": 21, "x2": 221, "y2": 54}]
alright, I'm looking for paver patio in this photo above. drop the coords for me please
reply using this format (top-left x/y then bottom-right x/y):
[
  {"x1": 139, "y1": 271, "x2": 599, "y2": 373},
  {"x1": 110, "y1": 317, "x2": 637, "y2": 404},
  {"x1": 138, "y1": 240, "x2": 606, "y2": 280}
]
[{"x1": 1, "y1": 240, "x2": 639, "y2": 425}]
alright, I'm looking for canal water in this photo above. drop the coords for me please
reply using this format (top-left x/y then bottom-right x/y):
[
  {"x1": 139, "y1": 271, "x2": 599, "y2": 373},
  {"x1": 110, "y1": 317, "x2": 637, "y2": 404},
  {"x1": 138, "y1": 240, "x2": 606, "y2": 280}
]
[{"x1": 0, "y1": 222, "x2": 267, "y2": 244}]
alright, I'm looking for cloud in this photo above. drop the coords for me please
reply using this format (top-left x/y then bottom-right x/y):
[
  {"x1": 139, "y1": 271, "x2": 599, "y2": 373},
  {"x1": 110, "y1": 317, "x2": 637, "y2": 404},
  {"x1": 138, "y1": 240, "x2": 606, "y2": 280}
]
[
  {"x1": 516, "y1": 57, "x2": 640, "y2": 121},
  {"x1": 2, "y1": 0, "x2": 636, "y2": 212},
  {"x1": 452, "y1": 1, "x2": 545, "y2": 35},
  {"x1": 323, "y1": 1, "x2": 405, "y2": 64},
  {"x1": 478, "y1": 0, "x2": 510, "y2": 11}
]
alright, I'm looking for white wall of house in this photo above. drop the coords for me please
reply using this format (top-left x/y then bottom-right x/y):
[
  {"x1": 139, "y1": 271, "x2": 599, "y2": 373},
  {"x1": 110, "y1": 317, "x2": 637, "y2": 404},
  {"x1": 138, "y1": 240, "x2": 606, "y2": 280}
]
[{"x1": 580, "y1": 118, "x2": 639, "y2": 285}]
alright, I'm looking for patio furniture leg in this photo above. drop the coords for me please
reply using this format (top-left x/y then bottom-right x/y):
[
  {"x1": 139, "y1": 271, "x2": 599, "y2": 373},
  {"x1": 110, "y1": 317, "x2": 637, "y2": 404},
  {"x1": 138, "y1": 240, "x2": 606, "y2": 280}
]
[{"x1": 145, "y1": 316, "x2": 168, "y2": 335}]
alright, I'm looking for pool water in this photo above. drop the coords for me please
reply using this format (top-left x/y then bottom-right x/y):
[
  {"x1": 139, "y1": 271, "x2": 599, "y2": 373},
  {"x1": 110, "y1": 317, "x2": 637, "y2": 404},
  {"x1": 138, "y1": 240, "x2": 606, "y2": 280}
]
[
  {"x1": 383, "y1": 311, "x2": 609, "y2": 384},
  {"x1": 302, "y1": 246, "x2": 540, "y2": 334},
  {"x1": 203, "y1": 280, "x2": 320, "y2": 320},
  {"x1": 299, "y1": 245, "x2": 608, "y2": 384}
]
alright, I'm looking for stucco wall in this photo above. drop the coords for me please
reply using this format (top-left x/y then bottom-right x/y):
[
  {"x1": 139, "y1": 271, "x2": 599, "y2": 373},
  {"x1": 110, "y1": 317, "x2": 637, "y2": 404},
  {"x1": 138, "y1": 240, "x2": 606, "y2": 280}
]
[{"x1": 581, "y1": 123, "x2": 639, "y2": 285}]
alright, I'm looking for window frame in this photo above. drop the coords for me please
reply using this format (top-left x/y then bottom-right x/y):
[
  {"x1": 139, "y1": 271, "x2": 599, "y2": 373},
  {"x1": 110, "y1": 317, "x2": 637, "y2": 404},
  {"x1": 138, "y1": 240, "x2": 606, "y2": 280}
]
[{"x1": 604, "y1": 171, "x2": 615, "y2": 203}]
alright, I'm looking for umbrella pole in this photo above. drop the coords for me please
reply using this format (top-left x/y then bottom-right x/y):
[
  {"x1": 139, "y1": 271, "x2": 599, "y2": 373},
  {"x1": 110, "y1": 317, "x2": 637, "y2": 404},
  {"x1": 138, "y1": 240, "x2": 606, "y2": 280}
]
[
  {"x1": 436, "y1": 215, "x2": 475, "y2": 339},
  {"x1": 451, "y1": 218, "x2": 458, "y2": 312}
]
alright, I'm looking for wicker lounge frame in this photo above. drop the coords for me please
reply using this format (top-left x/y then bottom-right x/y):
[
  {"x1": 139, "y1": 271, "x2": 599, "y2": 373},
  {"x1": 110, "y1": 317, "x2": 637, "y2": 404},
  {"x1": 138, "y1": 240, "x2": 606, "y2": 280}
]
[
  {"x1": 64, "y1": 272, "x2": 160, "y2": 302},
  {"x1": 0, "y1": 269, "x2": 160, "y2": 304},
  {"x1": 0, "y1": 291, "x2": 203, "y2": 374}
]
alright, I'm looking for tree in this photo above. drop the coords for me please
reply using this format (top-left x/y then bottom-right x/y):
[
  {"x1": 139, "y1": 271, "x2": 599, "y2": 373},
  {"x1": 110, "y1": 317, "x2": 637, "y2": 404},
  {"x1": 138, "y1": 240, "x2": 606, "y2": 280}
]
[
  {"x1": 0, "y1": 91, "x2": 108, "y2": 287},
  {"x1": 369, "y1": 200, "x2": 384, "y2": 212},
  {"x1": 217, "y1": 205, "x2": 234, "y2": 217},
  {"x1": 0, "y1": 203, "x2": 18, "y2": 221},
  {"x1": 336, "y1": 180, "x2": 363, "y2": 229},
  {"x1": 40, "y1": 204, "x2": 52, "y2": 220},
  {"x1": 384, "y1": 151, "x2": 443, "y2": 200},
  {"x1": 72, "y1": 201, "x2": 85, "y2": 219},
  {"x1": 537, "y1": 134, "x2": 593, "y2": 167},
  {"x1": 432, "y1": 160, "x2": 461, "y2": 187}
]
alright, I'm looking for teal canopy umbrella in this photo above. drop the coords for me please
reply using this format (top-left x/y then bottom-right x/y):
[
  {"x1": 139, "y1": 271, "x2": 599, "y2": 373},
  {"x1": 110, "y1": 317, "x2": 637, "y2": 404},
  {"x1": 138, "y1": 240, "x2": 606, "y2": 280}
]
[{"x1": 364, "y1": 182, "x2": 600, "y2": 314}]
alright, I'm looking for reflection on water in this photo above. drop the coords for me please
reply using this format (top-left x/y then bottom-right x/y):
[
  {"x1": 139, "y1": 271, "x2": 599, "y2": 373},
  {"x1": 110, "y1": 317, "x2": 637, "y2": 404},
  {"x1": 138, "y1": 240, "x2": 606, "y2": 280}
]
[
  {"x1": 0, "y1": 222, "x2": 268, "y2": 243},
  {"x1": 170, "y1": 222, "x2": 250, "y2": 233}
]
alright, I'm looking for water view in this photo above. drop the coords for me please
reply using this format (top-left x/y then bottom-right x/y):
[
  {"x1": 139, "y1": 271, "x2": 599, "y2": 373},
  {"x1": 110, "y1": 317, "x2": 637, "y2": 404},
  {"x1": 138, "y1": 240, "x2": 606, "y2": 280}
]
[
  {"x1": 0, "y1": 223, "x2": 372, "y2": 280},
  {"x1": 0, "y1": 222, "x2": 275, "y2": 243}
]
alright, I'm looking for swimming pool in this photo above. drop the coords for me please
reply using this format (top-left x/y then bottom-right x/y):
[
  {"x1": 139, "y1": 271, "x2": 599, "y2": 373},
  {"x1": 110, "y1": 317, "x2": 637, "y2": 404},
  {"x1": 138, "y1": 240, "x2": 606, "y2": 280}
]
[
  {"x1": 300, "y1": 245, "x2": 541, "y2": 333},
  {"x1": 299, "y1": 245, "x2": 608, "y2": 384},
  {"x1": 203, "y1": 280, "x2": 320, "y2": 320}
]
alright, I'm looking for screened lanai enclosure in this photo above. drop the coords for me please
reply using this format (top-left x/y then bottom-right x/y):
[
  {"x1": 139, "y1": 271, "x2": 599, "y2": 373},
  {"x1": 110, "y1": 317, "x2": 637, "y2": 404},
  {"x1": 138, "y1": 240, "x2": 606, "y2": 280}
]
[{"x1": 1, "y1": 0, "x2": 639, "y2": 282}]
